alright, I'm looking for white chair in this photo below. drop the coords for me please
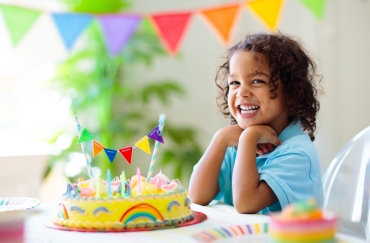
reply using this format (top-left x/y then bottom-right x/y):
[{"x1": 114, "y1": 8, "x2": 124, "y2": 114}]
[{"x1": 322, "y1": 126, "x2": 370, "y2": 240}]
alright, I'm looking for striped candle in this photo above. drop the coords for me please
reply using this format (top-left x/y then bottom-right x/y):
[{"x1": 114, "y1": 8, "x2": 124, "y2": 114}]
[
  {"x1": 146, "y1": 114, "x2": 166, "y2": 181},
  {"x1": 75, "y1": 116, "x2": 93, "y2": 178}
]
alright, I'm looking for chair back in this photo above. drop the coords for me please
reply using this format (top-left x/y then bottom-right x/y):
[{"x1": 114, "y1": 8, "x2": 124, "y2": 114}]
[{"x1": 322, "y1": 126, "x2": 370, "y2": 240}]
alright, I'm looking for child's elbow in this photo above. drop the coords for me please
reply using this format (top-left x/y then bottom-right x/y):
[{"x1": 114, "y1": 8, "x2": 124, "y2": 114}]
[
  {"x1": 233, "y1": 201, "x2": 259, "y2": 214},
  {"x1": 188, "y1": 192, "x2": 212, "y2": 206}
]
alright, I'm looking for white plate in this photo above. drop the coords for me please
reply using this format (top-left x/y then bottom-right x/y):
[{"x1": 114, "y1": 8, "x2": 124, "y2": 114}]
[{"x1": 0, "y1": 197, "x2": 41, "y2": 212}]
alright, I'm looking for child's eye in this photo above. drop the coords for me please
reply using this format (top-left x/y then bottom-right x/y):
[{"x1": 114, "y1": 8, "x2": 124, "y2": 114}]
[
  {"x1": 252, "y1": 79, "x2": 265, "y2": 84},
  {"x1": 229, "y1": 81, "x2": 240, "y2": 85}
]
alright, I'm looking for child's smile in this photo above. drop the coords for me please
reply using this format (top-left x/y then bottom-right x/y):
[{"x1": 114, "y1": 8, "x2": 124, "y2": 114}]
[{"x1": 227, "y1": 50, "x2": 289, "y2": 135}]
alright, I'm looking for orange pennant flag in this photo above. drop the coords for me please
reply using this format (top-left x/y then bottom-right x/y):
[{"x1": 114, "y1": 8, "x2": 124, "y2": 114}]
[
  {"x1": 150, "y1": 11, "x2": 193, "y2": 56},
  {"x1": 119, "y1": 146, "x2": 133, "y2": 164},
  {"x1": 92, "y1": 140, "x2": 104, "y2": 157},
  {"x1": 135, "y1": 136, "x2": 151, "y2": 155},
  {"x1": 199, "y1": 3, "x2": 242, "y2": 46},
  {"x1": 245, "y1": 0, "x2": 285, "y2": 31}
]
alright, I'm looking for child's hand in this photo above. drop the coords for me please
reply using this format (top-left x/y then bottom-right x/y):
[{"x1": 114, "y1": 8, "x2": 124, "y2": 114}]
[
  {"x1": 256, "y1": 142, "x2": 276, "y2": 155},
  {"x1": 241, "y1": 125, "x2": 282, "y2": 150}
]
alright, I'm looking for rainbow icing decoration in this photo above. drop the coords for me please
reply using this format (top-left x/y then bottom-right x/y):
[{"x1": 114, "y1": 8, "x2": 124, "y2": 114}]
[
  {"x1": 167, "y1": 200, "x2": 180, "y2": 211},
  {"x1": 93, "y1": 207, "x2": 111, "y2": 217},
  {"x1": 120, "y1": 203, "x2": 164, "y2": 224},
  {"x1": 58, "y1": 203, "x2": 69, "y2": 220},
  {"x1": 70, "y1": 206, "x2": 86, "y2": 215}
]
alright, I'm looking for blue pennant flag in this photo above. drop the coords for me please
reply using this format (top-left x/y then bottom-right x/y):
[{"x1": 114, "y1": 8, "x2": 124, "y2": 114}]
[
  {"x1": 104, "y1": 148, "x2": 118, "y2": 163},
  {"x1": 51, "y1": 13, "x2": 94, "y2": 50}
]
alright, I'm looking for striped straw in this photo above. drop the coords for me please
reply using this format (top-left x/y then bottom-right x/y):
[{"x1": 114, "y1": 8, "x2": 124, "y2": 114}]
[
  {"x1": 146, "y1": 114, "x2": 166, "y2": 181},
  {"x1": 75, "y1": 116, "x2": 93, "y2": 179}
]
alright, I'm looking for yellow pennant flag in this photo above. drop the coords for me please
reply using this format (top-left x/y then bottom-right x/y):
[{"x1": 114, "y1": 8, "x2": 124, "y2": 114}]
[
  {"x1": 135, "y1": 136, "x2": 151, "y2": 155},
  {"x1": 245, "y1": 0, "x2": 285, "y2": 31},
  {"x1": 200, "y1": 3, "x2": 242, "y2": 46}
]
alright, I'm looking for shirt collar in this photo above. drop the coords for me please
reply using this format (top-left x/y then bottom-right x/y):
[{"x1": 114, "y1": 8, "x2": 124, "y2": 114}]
[{"x1": 278, "y1": 120, "x2": 304, "y2": 142}]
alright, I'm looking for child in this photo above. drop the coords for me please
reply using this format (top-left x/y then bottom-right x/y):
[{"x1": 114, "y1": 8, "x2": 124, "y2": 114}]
[{"x1": 188, "y1": 33, "x2": 323, "y2": 214}]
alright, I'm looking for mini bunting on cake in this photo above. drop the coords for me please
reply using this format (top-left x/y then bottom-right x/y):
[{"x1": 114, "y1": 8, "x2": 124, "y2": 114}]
[
  {"x1": 119, "y1": 147, "x2": 133, "y2": 164},
  {"x1": 147, "y1": 126, "x2": 164, "y2": 144},
  {"x1": 92, "y1": 140, "x2": 105, "y2": 157},
  {"x1": 104, "y1": 148, "x2": 118, "y2": 163},
  {"x1": 78, "y1": 128, "x2": 94, "y2": 143},
  {"x1": 135, "y1": 136, "x2": 151, "y2": 155}
]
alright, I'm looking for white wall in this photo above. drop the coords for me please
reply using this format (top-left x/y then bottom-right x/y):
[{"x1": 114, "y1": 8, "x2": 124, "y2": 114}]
[{"x1": 0, "y1": 0, "x2": 369, "y2": 180}]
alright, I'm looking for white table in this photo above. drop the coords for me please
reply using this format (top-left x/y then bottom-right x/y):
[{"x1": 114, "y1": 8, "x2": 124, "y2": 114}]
[{"x1": 23, "y1": 202, "x2": 367, "y2": 243}]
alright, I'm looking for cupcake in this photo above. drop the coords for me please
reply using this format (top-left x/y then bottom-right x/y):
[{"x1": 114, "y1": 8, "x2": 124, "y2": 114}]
[{"x1": 269, "y1": 199, "x2": 337, "y2": 243}]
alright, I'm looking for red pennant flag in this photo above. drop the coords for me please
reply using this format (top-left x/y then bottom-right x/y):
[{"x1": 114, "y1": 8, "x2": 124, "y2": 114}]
[
  {"x1": 150, "y1": 11, "x2": 193, "y2": 56},
  {"x1": 119, "y1": 146, "x2": 133, "y2": 164},
  {"x1": 92, "y1": 140, "x2": 104, "y2": 157},
  {"x1": 200, "y1": 3, "x2": 242, "y2": 46}
]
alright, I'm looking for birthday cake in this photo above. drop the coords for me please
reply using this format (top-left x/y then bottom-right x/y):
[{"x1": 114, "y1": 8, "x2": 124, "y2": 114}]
[
  {"x1": 269, "y1": 199, "x2": 337, "y2": 243},
  {"x1": 52, "y1": 115, "x2": 195, "y2": 231},
  {"x1": 53, "y1": 171, "x2": 194, "y2": 230}
]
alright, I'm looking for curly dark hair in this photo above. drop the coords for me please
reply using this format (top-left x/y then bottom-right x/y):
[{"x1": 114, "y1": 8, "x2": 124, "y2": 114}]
[{"x1": 215, "y1": 32, "x2": 322, "y2": 141}]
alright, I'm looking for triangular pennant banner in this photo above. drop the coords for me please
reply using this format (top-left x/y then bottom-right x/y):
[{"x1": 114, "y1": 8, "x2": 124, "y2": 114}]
[
  {"x1": 104, "y1": 148, "x2": 118, "y2": 163},
  {"x1": 78, "y1": 128, "x2": 94, "y2": 143},
  {"x1": 245, "y1": 0, "x2": 285, "y2": 31},
  {"x1": 147, "y1": 126, "x2": 164, "y2": 144},
  {"x1": 200, "y1": 4, "x2": 242, "y2": 46},
  {"x1": 150, "y1": 11, "x2": 193, "y2": 56},
  {"x1": 119, "y1": 146, "x2": 133, "y2": 164},
  {"x1": 98, "y1": 14, "x2": 142, "y2": 56},
  {"x1": 51, "y1": 13, "x2": 94, "y2": 50},
  {"x1": 0, "y1": 5, "x2": 41, "y2": 46},
  {"x1": 135, "y1": 136, "x2": 151, "y2": 155},
  {"x1": 92, "y1": 140, "x2": 105, "y2": 157},
  {"x1": 297, "y1": 0, "x2": 327, "y2": 20}
]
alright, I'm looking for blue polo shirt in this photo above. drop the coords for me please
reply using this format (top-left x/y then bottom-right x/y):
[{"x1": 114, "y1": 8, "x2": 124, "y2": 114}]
[{"x1": 216, "y1": 121, "x2": 323, "y2": 214}]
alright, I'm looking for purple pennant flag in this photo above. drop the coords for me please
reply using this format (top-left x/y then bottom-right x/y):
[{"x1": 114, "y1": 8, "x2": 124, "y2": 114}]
[
  {"x1": 98, "y1": 14, "x2": 141, "y2": 56},
  {"x1": 147, "y1": 126, "x2": 164, "y2": 144}
]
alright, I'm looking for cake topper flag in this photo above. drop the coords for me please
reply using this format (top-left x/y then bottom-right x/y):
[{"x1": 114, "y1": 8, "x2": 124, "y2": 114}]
[
  {"x1": 135, "y1": 136, "x2": 151, "y2": 155},
  {"x1": 199, "y1": 3, "x2": 242, "y2": 46},
  {"x1": 75, "y1": 116, "x2": 93, "y2": 179},
  {"x1": 92, "y1": 140, "x2": 105, "y2": 157},
  {"x1": 104, "y1": 148, "x2": 118, "y2": 163},
  {"x1": 146, "y1": 114, "x2": 166, "y2": 181},
  {"x1": 245, "y1": 0, "x2": 285, "y2": 31},
  {"x1": 119, "y1": 147, "x2": 133, "y2": 164},
  {"x1": 147, "y1": 126, "x2": 164, "y2": 144},
  {"x1": 78, "y1": 128, "x2": 94, "y2": 143}
]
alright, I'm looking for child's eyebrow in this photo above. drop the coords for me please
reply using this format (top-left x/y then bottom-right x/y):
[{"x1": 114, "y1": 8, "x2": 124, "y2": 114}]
[{"x1": 228, "y1": 72, "x2": 270, "y2": 79}]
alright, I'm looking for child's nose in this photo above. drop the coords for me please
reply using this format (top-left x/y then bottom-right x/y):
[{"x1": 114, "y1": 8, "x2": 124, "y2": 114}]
[{"x1": 236, "y1": 85, "x2": 251, "y2": 98}]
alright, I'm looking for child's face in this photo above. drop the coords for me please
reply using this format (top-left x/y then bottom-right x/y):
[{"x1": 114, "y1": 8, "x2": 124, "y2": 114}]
[{"x1": 227, "y1": 50, "x2": 289, "y2": 134}]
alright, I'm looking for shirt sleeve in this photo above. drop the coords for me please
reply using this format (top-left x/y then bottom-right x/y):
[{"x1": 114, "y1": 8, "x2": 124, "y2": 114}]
[
  {"x1": 259, "y1": 148, "x2": 318, "y2": 212},
  {"x1": 216, "y1": 147, "x2": 236, "y2": 205}
]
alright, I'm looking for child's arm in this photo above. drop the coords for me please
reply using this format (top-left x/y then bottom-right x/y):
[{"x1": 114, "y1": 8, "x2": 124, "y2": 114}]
[
  {"x1": 232, "y1": 125, "x2": 282, "y2": 214},
  {"x1": 188, "y1": 124, "x2": 243, "y2": 205}
]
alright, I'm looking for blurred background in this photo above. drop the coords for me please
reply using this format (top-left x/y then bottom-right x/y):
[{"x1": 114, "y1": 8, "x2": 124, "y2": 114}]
[{"x1": 0, "y1": 0, "x2": 369, "y2": 202}]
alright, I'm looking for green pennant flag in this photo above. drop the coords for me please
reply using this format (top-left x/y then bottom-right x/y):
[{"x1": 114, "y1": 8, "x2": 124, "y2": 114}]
[
  {"x1": 0, "y1": 5, "x2": 41, "y2": 46},
  {"x1": 78, "y1": 128, "x2": 94, "y2": 143},
  {"x1": 298, "y1": 0, "x2": 327, "y2": 20}
]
